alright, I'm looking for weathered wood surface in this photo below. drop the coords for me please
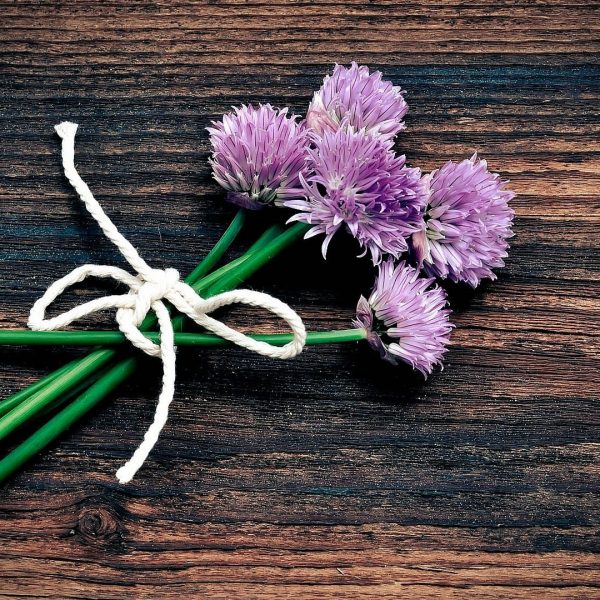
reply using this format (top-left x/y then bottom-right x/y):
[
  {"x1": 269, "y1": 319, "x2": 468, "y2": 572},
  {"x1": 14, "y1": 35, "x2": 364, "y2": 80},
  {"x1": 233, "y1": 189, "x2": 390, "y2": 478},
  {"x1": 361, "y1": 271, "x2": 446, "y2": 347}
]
[{"x1": 0, "y1": 1, "x2": 599, "y2": 597}]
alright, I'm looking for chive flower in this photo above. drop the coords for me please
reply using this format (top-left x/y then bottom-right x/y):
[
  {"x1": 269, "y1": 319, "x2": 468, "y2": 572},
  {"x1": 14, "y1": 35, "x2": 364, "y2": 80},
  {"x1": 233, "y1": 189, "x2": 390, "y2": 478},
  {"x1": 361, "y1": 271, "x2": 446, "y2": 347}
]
[
  {"x1": 306, "y1": 62, "x2": 408, "y2": 141},
  {"x1": 411, "y1": 155, "x2": 515, "y2": 287},
  {"x1": 284, "y1": 128, "x2": 425, "y2": 264},
  {"x1": 208, "y1": 104, "x2": 310, "y2": 210},
  {"x1": 354, "y1": 259, "x2": 452, "y2": 375}
]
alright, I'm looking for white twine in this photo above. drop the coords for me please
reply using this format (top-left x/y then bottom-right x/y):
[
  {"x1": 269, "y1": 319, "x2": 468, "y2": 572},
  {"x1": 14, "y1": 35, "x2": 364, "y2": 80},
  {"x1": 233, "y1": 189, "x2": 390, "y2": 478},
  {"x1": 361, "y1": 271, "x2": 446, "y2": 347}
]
[{"x1": 28, "y1": 122, "x2": 306, "y2": 484}]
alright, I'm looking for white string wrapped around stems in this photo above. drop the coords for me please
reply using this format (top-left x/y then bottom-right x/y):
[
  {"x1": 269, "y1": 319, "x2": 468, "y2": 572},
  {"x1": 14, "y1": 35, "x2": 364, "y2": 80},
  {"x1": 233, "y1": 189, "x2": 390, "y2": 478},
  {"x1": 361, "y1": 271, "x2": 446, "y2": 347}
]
[{"x1": 28, "y1": 122, "x2": 306, "y2": 483}]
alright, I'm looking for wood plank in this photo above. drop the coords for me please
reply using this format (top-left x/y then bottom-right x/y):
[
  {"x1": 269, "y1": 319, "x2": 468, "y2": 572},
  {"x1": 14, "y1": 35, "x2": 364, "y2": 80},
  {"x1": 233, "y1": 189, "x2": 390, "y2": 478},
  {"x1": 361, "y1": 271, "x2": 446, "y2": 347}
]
[{"x1": 0, "y1": 0, "x2": 598, "y2": 597}]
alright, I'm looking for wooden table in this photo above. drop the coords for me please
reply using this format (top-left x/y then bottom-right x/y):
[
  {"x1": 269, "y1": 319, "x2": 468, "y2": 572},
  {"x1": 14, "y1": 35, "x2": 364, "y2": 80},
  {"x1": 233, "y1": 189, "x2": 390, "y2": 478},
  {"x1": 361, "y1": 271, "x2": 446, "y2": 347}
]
[{"x1": 1, "y1": 1, "x2": 598, "y2": 597}]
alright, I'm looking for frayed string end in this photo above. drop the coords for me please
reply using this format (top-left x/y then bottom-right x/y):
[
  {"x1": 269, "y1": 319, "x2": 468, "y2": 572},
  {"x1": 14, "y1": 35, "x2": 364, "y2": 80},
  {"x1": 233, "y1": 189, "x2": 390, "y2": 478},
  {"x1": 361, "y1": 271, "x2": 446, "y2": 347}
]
[{"x1": 54, "y1": 121, "x2": 78, "y2": 139}]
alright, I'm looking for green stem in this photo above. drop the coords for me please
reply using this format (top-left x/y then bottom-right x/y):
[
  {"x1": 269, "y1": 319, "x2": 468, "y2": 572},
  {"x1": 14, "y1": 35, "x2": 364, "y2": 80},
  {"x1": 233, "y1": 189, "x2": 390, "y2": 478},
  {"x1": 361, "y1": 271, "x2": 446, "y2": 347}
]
[
  {"x1": 185, "y1": 209, "x2": 245, "y2": 284},
  {"x1": 0, "y1": 220, "x2": 308, "y2": 483},
  {"x1": 0, "y1": 328, "x2": 367, "y2": 347},
  {"x1": 34, "y1": 363, "x2": 115, "y2": 421},
  {"x1": 206, "y1": 222, "x2": 308, "y2": 295},
  {"x1": 0, "y1": 359, "x2": 82, "y2": 418},
  {"x1": 0, "y1": 350, "x2": 116, "y2": 443},
  {"x1": 193, "y1": 223, "x2": 282, "y2": 294}
]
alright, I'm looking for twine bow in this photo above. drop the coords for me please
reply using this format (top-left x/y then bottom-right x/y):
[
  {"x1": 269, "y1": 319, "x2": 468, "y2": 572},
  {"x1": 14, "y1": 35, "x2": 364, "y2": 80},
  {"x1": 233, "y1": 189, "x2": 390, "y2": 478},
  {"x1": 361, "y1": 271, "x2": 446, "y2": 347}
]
[{"x1": 28, "y1": 122, "x2": 306, "y2": 483}]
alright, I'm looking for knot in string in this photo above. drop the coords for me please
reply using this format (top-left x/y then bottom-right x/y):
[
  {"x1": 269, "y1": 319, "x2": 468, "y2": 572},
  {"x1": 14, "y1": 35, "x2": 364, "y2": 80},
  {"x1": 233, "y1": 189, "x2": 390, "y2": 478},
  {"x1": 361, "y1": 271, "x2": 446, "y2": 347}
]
[
  {"x1": 28, "y1": 122, "x2": 306, "y2": 483},
  {"x1": 114, "y1": 267, "x2": 182, "y2": 358},
  {"x1": 135, "y1": 268, "x2": 181, "y2": 321}
]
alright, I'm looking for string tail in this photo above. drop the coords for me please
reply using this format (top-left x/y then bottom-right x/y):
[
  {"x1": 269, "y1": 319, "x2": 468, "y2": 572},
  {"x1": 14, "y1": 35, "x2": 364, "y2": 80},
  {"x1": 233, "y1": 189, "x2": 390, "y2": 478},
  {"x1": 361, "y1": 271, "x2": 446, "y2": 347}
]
[
  {"x1": 116, "y1": 302, "x2": 177, "y2": 484},
  {"x1": 55, "y1": 121, "x2": 78, "y2": 140}
]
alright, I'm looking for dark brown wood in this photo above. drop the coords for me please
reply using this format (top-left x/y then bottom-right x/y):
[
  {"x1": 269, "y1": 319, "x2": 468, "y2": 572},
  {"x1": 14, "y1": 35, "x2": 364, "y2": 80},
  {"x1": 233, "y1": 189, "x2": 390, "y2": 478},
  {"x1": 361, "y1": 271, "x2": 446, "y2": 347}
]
[{"x1": 0, "y1": 1, "x2": 599, "y2": 597}]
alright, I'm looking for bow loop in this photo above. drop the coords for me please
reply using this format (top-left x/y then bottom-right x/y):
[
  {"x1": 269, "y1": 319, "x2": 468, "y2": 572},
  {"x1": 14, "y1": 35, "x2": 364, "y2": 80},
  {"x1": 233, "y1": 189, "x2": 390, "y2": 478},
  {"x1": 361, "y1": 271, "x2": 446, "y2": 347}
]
[
  {"x1": 185, "y1": 289, "x2": 306, "y2": 360},
  {"x1": 28, "y1": 264, "x2": 141, "y2": 332},
  {"x1": 30, "y1": 122, "x2": 306, "y2": 484}
]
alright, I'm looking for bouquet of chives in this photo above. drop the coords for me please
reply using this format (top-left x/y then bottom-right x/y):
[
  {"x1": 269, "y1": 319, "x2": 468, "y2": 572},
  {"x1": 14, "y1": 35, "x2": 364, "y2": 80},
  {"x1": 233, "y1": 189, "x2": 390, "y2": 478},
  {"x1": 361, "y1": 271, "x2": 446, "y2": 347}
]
[{"x1": 0, "y1": 63, "x2": 514, "y2": 484}]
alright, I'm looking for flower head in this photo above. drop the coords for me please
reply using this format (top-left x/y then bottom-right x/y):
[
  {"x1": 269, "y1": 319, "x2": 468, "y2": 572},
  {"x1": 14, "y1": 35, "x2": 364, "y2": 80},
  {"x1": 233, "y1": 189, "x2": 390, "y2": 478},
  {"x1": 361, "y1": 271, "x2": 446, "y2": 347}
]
[
  {"x1": 412, "y1": 155, "x2": 515, "y2": 287},
  {"x1": 306, "y1": 62, "x2": 408, "y2": 141},
  {"x1": 354, "y1": 259, "x2": 452, "y2": 375},
  {"x1": 284, "y1": 128, "x2": 425, "y2": 264},
  {"x1": 208, "y1": 104, "x2": 310, "y2": 210}
]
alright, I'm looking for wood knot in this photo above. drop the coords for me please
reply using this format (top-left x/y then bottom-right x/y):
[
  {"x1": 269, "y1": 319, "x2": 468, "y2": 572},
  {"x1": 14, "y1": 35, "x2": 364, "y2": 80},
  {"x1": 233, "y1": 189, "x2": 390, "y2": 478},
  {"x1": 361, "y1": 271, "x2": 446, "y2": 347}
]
[{"x1": 77, "y1": 505, "x2": 121, "y2": 545}]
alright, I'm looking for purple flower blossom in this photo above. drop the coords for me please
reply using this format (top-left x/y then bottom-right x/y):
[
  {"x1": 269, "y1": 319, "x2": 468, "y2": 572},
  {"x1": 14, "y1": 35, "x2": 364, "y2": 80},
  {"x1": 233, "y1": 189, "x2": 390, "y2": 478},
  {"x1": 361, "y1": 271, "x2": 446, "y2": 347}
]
[
  {"x1": 207, "y1": 104, "x2": 310, "y2": 210},
  {"x1": 284, "y1": 128, "x2": 426, "y2": 264},
  {"x1": 354, "y1": 259, "x2": 453, "y2": 375},
  {"x1": 411, "y1": 155, "x2": 515, "y2": 287},
  {"x1": 306, "y1": 62, "x2": 408, "y2": 141}
]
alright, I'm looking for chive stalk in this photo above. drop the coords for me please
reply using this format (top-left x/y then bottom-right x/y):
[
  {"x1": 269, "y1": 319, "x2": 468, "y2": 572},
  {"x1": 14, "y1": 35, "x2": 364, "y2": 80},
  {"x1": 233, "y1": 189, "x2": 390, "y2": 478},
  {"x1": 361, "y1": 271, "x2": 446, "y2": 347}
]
[{"x1": 0, "y1": 328, "x2": 367, "y2": 347}]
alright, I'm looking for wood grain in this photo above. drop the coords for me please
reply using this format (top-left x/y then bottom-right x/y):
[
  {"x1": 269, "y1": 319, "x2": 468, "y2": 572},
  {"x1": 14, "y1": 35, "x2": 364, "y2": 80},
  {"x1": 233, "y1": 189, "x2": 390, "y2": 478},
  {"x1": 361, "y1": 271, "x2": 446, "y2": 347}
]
[{"x1": 0, "y1": 1, "x2": 599, "y2": 597}]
